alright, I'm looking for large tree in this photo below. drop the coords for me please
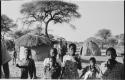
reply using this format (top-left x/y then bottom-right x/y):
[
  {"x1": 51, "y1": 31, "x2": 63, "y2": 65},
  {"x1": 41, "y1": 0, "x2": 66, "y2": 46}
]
[
  {"x1": 1, "y1": 14, "x2": 16, "y2": 39},
  {"x1": 20, "y1": 0, "x2": 81, "y2": 45},
  {"x1": 96, "y1": 29, "x2": 111, "y2": 49}
]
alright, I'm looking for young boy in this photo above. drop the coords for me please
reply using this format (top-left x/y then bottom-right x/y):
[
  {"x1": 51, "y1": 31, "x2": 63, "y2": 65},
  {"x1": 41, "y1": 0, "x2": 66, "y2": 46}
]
[
  {"x1": 16, "y1": 48, "x2": 37, "y2": 79},
  {"x1": 80, "y1": 57, "x2": 100, "y2": 80}
]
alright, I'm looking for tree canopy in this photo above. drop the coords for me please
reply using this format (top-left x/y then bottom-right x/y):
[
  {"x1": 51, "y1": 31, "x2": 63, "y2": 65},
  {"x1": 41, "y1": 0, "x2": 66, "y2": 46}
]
[
  {"x1": 21, "y1": 0, "x2": 81, "y2": 24},
  {"x1": 96, "y1": 29, "x2": 111, "y2": 41}
]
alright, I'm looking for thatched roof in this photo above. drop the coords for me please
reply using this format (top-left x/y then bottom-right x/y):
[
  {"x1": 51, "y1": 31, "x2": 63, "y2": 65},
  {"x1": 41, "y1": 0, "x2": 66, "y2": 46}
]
[{"x1": 15, "y1": 34, "x2": 51, "y2": 47}]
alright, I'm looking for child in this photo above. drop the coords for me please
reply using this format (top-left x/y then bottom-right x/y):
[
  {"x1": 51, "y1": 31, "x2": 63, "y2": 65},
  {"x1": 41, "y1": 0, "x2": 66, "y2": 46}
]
[
  {"x1": 16, "y1": 48, "x2": 37, "y2": 79},
  {"x1": 43, "y1": 48, "x2": 61, "y2": 79},
  {"x1": 80, "y1": 57, "x2": 100, "y2": 80},
  {"x1": 61, "y1": 43, "x2": 82, "y2": 79}
]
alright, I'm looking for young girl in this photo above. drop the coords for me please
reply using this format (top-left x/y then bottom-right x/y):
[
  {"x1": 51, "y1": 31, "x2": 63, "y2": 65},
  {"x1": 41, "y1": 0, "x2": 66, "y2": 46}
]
[
  {"x1": 43, "y1": 48, "x2": 61, "y2": 79},
  {"x1": 61, "y1": 43, "x2": 82, "y2": 79}
]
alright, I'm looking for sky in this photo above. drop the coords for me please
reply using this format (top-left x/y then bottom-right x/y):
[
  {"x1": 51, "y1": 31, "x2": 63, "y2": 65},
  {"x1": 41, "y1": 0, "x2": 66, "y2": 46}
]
[{"x1": 1, "y1": 0, "x2": 124, "y2": 42}]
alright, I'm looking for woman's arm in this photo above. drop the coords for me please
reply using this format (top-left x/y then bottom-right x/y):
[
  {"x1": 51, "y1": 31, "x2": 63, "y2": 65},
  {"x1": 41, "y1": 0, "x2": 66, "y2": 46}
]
[
  {"x1": 16, "y1": 63, "x2": 28, "y2": 68},
  {"x1": 80, "y1": 67, "x2": 88, "y2": 78}
]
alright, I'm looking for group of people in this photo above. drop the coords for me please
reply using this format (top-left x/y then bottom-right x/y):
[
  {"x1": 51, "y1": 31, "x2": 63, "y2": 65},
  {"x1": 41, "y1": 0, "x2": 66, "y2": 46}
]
[
  {"x1": 43, "y1": 43, "x2": 124, "y2": 80},
  {"x1": 1, "y1": 40, "x2": 124, "y2": 80}
]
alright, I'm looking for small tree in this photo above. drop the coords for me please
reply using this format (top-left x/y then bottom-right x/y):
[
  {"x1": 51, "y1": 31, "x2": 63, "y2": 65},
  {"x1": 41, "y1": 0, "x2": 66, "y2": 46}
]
[
  {"x1": 1, "y1": 14, "x2": 16, "y2": 39},
  {"x1": 96, "y1": 29, "x2": 111, "y2": 49},
  {"x1": 20, "y1": 0, "x2": 81, "y2": 46}
]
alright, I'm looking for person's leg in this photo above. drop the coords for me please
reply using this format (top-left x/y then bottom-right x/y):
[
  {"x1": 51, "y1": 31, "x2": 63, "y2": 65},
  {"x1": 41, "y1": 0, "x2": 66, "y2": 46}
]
[
  {"x1": 14, "y1": 58, "x2": 16, "y2": 65},
  {"x1": 3, "y1": 62, "x2": 9, "y2": 78},
  {"x1": 15, "y1": 57, "x2": 16, "y2": 64},
  {"x1": 29, "y1": 72, "x2": 33, "y2": 79}
]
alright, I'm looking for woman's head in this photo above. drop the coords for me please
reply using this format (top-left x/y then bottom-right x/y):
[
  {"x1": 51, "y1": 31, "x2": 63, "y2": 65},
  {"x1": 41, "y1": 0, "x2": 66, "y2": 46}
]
[
  {"x1": 106, "y1": 47, "x2": 117, "y2": 60},
  {"x1": 89, "y1": 57, "x2": 96, "y2": 66},
  {"x1": 69, "y1": 43, "x2": 76, "y2": 56},
  {"x1": 50, "y1": 48, "x2": 58, "y2": 57}
]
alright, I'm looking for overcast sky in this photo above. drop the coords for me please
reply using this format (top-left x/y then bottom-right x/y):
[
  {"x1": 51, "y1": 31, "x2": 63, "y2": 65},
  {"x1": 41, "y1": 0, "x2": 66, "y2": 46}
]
[{"x1": 1, "y1": 0, "x2": 124, "y2": 42}]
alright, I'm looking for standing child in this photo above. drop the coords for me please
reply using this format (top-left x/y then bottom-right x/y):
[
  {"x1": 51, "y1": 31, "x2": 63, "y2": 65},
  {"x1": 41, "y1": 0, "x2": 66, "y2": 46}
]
[
  {"x1": 80, "y1": 57, "x2": 100, "y2": 80},
  {"x1": 16, "y1": 48, "x2": 37, "y2": 79},
  {"x1": 61, "y1": 43, "x2": 82, "y2": 79},
  {"x1": 13, "y1": 48, "x2": 17, "y2": 65},
  {"x1": 43, "y1": 48, "x2": 61, "y2": 79}
]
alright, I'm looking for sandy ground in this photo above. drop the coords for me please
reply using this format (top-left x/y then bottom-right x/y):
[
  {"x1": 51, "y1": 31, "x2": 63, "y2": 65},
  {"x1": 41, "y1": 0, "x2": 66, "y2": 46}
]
[{"x1": 8, "y1": 56, "x2": 123, "y2": 79}]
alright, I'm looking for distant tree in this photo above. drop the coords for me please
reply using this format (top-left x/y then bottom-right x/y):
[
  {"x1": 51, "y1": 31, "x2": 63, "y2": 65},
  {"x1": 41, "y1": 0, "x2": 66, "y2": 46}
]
[
  {"x1": 115, "y1": 33, "x2": 124, "y2": 46},
  {"x1": 96, "y1": 29, "x2": 111, "y2": 49},
  {"x1": 107, "y1": 37, "x2": 118, "y2": 47},
  {"x1": 1, "y1": 14, "x2": 16, "y2": 39},
  {"x1": 20, "y1": 0, "x2": 81, "y2": 46},
  {"x1": 5, "y1": 39, "x2": 15, "y2": 51}
]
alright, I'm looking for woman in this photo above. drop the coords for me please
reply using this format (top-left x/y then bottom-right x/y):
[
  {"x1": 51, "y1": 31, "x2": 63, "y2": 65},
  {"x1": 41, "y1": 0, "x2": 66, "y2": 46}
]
[
  {"x1": 43, "y1": 48, "x2": 61, "y2": 79},
  {"x1": 61, "y1": 43, "x2": 82, "y2": 79},
  {"x1": 16, "y1": 48, "x2": 37, "y2": 79}
]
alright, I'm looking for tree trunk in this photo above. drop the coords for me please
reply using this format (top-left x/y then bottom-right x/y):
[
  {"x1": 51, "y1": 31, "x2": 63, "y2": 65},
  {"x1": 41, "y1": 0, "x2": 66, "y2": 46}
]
[{"x1": 45, "y1": 22, "x2": 52, "y2": 47}]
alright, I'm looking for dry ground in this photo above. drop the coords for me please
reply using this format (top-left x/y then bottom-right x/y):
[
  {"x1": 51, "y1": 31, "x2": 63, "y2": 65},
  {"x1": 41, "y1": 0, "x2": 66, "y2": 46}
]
[{"x1": 8, "y1": 56, "x2": 123, "y2": 79}]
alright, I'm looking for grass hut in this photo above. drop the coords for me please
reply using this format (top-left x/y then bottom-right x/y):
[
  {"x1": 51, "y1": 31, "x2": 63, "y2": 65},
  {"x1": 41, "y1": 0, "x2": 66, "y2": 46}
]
[
  {"x1": 15, "y1": 34, "x2": 52, "y2": 61},
  {"x1": 81, "y1": 40, "x2": 101, "y2": 56}
]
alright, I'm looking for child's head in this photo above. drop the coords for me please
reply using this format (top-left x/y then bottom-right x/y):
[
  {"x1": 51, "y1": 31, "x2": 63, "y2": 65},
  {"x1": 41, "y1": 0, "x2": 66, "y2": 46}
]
[
  {"x1": 106, "y1": 47, "x2": 117, "y2": 60},
  {"x1": 68, "y1": 43, "x2": 76, "y2": 56},
  {"x1": 50, "y1": 48, "x2": 58, "y2": 57},
  {"x1": 89, "y1": 57, "x2": 96, "y2": 66}
]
